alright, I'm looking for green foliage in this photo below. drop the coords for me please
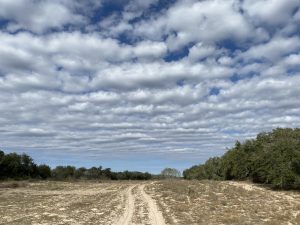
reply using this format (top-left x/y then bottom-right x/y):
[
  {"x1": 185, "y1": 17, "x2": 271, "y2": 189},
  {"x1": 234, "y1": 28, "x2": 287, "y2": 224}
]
[
  {"x1": 52, "y1": 166, "x2": 76, "y2": 180},
  {"x1": 0, "y1": 150, "x2": 4, "y2": 160},
  {"x1": 38, "y1": 164, "x2": 51, "y2": 179},
  {"x1": 74, "y1": 167, "x2": 87, "y2": 179},
  {"x1": 0, "y1": 152, "x2": 39, "y2": 179},
  {"x1": 51, "y1": 166, "x2": 152, "y2": 180},
  {"x1": 0, "y1": 150, "x2": 152, "y2": 181},
  {"x1": 183, "y1": 157, "x2": 222, "y2": 180},
  {"x1": 0, "y1": 150, "x2": 5, "y2": 178},
  {"x1": 112, "y1": 171, "x2": 152, "y2": 180},
  {"x1": 183, "y1": 128, "x2": 300, "y2": 189}
]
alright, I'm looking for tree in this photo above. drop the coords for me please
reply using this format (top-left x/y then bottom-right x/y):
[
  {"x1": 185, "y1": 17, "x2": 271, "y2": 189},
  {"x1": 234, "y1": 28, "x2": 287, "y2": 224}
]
[
  {"x1": 161, "y1": 168, "x2": 181, "y2": 178},
  {"x1": 0, "y1": 150, "x2": 154, "y2": 181},
  {"x1": 20, "y1": 153, "x2": 38, "y2": 178},
  {"x1": 183, "y1": 165, "x2": 206, "y2": 180},
  {"x1": 203, "y1": 157, "x2": 223, "y2": 180},
  {"x1": 1, "y1": 153, "x2": 22, "y2": 178},
  {"x1": 0, "y1": 150, "x2": 4, "y2": 160},
  {"x1": 74, "y1": 167, "x2": 87, "y2": 179},
  {"x1": 184, "y1": 128, "x2": 300, "y2": 189},
  {"x1": 38, "y1": 164, "x2": 51, "y2": 179},
  {"x1": 52, "y1": 166, "x2": 76, "y2": 180},
  {"x1": 0, "y1": 150, "x2": 5, "y2": 178}
]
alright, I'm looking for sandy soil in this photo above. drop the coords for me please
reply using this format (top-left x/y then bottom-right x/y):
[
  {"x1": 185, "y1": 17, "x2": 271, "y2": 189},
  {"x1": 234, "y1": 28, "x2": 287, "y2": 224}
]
[
  {"x1": 0, "y1": 181, "x2": 129, "y2": 225},
  {"x1": 0, "y1": 181, "x2": 166, "y2": 225},
  {"x1": 115, "y1": 184, "x2": 136, "y2": 225},
  {"x1": 149, "y1": 180, "x2": 300, "y2": 225},
  {"x1": 0, "y1": 180, "x2": 299, "y2": 225},
  {"x1": 139, "y1": 184, "x2": 166, "y2": 225},
  {"x1": 115, "y1": 183, "x2": 166, "y2": 225}
]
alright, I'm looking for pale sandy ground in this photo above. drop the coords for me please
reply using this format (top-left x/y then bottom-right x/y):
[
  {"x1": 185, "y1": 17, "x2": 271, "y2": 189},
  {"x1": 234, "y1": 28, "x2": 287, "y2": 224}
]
[
  {"x1": 0, "y1": 181, "x2": 165, "y2": 225},
  {"x1": 0, "y1": 180, "x2": 299, "y2": 225},
  {"x1": 150, "y1": 180, "x2": 300, "y2": 225},
  {"x1": 115, "y1": 183, "x2": 165, "y2": 225}
]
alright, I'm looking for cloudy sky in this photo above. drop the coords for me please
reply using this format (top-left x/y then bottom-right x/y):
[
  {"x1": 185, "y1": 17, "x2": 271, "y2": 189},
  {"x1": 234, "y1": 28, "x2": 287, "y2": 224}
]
[{"x1": 0, "y1": 0, "x2": 300, "y2": 173}]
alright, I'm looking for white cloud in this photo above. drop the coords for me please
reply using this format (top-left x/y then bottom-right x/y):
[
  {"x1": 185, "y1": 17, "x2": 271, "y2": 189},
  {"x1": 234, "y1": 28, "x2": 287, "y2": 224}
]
[
  {"x1": 242, "y1": 0, "x2": 300, "y2": 26},
  {"x1": 0, "y1": 0, "x2": 90, "y2": 33},
  {"x1": 0, "y1": 0, "x2": 300, "y2": 170},
  {"x1": 134, "y1": 0, "x2": 256, "y2": 50},
  {"x1": 133, "y1": 41, "x2": 167, "y2": 59},
  {"x1": 188, "y1": 43, "x2": 218, "y2": 61},
  {"x1": 241, "y1": 36, "x2": 300, "y2": 62}
]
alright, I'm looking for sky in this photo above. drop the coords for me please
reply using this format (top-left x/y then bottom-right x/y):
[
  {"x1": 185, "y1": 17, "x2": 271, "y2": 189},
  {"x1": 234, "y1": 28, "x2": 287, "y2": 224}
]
[{"x1": 0, "y1": 0, "x2": 300, "y2": 173}]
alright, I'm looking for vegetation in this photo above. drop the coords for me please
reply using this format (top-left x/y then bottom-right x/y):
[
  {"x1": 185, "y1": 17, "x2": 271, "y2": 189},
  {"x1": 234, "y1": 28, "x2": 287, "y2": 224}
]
[
  {"x1": 2, "y1": 127, "x2": 300, "y2": 187},
  {"x1": 0, "y1": 151, "x2": 50, "y2": 180},
  {"x1": 51, "y1": 165, "x2": 152, "y2": 180},
  {"x1": 183, "y1": 128, "x2": 300, "y2": 189},
  {"x1": 151, "y1": 180, "x2": 300, "y2": 225},
  {"x1": 0, "y1": 150, "x2": 152, "y2": 181},
  {"x1": 160, "y1": 168, "x2": 181, "y2": 178}
]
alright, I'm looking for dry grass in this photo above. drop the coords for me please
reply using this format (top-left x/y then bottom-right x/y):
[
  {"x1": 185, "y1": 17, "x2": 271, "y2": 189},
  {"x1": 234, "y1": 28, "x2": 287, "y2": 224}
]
[
  {"x1": 0, "y1": 180, "x2": 299, "y2": 225},
  {"x1": 0, "y1": 181, "x2": 133, "y2": 225},
  {"x1": 146, "y1": 180, "x2": 300, "y2": 225},
  {"x1": 0, "y1": 181, "x2": 28, "y2": 189}
]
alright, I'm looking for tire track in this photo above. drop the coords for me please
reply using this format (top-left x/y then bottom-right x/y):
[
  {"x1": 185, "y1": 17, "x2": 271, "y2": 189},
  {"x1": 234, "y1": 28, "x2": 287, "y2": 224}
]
[
  {"x1": 115, "y1": 185, "x2": 136, "y2": 225},
  {"x1": 139, "y1": 184, "x2": 166, "y2": 225},
  {"x1": 115, "y1": 183, "x2": 166, "y2": 225}
]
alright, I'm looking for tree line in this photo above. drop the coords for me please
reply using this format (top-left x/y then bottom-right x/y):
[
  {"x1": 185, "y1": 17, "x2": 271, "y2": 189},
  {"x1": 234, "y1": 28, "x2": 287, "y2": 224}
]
[
  {"x1": 3, "y1": 127, "x2": 299, "y2": 188},
  {"x1": 183, "y1": 128, "x2": 300, "y2": 189},
  {"x1": 0, "y1": 151, "x2": 152, "y2": 180},
  {"x1": 51, "y1": 166, "x2": 152, "y2": 180}
]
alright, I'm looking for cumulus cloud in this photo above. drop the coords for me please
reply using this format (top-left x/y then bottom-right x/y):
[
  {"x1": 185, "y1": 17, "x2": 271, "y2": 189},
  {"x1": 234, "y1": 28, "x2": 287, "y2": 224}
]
[
  {"x1": 242, "y1": 0, "x2": 300, "y2": 26},
  {"x1": 241, "y1": 36, "x2": 300, "y2": 63},
  {"x1": 0, "y1": 0, "x2": 300, "y2": 171},
  {"x1": 133, "y1": 0, "x2": 258, "y2": 50},
  {"x1": 0, "y1": 0, "x2": 94, "y2": 33}
]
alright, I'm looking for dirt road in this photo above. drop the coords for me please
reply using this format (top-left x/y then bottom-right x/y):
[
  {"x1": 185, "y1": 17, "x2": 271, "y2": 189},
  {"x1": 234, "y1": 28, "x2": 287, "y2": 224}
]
[
  {"x1": 2, "y1": 180, "x2": 298, "y2": 225},
  {"x1": 115, "y1": 183, "x2": 166, "y2": 225}
]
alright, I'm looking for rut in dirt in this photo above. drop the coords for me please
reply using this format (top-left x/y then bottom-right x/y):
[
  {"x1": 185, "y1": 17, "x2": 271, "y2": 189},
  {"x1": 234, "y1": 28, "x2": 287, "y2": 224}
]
[{"x1": 115, "y1": 183, "x2": 166, "y2": 225}]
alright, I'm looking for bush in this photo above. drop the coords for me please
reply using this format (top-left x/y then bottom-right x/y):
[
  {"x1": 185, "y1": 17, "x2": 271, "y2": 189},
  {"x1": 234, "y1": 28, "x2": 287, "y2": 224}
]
[
  {"x1": 161, "y1": 168, "x2": 181, "y2": 178},
  {"x1": 183, "y1": 128, "x2": 300, "y2": 189},
  {"x1": 38, "y1": 165, "x2": 51, "y2": 179}
]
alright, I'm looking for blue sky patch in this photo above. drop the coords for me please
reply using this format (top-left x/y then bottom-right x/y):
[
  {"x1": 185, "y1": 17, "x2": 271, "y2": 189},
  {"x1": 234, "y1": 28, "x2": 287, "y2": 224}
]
[{"x1": 0, "y1": 0, "x2": 300, "y2": 172}]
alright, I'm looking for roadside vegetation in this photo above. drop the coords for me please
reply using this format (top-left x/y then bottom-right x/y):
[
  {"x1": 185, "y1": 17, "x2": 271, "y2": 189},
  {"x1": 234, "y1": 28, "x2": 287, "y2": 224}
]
[
  {"x1": 0, "y1": 151, "x2": 151, "y2": 181},
  {"x1": 183, "y1": 128, "x2": 300, "y2": 189},
  {"x1": 1, "y1": 128, "x2": 300, "y2": 189},
  {"x1": 1, "y1": 128, "x2": 300, "y2": 224},
  {"x1": 149, "y1": 180, "x2": 300, "y2": 225},
  {"x1": 160, "y1": 168, "x2": 181, "y2": 178}
]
